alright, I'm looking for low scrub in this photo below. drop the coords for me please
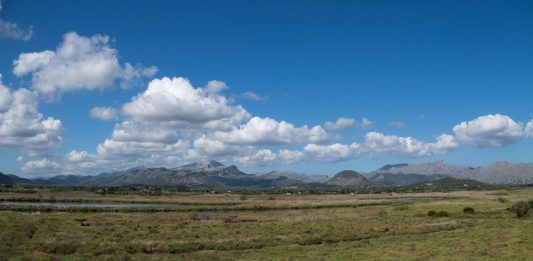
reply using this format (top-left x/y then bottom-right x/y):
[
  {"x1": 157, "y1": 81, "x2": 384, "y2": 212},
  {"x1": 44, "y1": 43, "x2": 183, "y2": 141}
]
[
  {"x1": 508, "y1": 201, "x2": 532, "y2": 218},
  {"x1": 428, "y1": 210, "x2": 448, "y2": 217},
  {"x1": 463, "y1": 207, "x2": 475, "y2": 214}
]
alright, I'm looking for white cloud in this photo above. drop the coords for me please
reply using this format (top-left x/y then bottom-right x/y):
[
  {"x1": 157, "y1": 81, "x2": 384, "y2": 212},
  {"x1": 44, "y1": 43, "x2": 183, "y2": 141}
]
[
  {"x1": 364, "y1": 131, "x2": 457, "y2": 157},
  {"x1": 123, "y1": 77, "x2": 250, "y2": 130},
  {"x1": 97, "y1": 138, "x2": 189, "y2": 160},
  {"x1": 526, "y1": 119, "x2": 533, "y2": 138},
  {"x1": 205, "y1": 80, "x2": 227, "y2": 93},
  {"x1": 110, "y1": 121, "x2": 178, "y2": 144},
  {"x1": 239, "y1": 91, "x2": 267, "y2": 101},
  {"x1": 0, "y1": 79, "x2": 13, "y2": 113},
  {"x1": 325, "y1": 117, "x2": 373, "y2": 131},
  {"x1": 193, "y1": 136, "x2": 238, "y2": 157},
  {"x1": 97, "y1": 121, "x2": 188, "y2": 160},
  {"x1": 22, "y1": 158, "x2": 61, "y2": 175},
  {"x1": 279, "y1": 149, "x2": 305, "y2": 164},
  {"x1": 0, "y1": 77, "x2": 63, "y2": 155},
  {"x1": 90, "y1": 106, "x2": 120, "y2": 121},
  {"x1": 389, "y1": 120, "x2": 406, "y2": 128},
  {"x1": 452, "y1": 114, "x2": 524, "y2": 147},
  {"x1": 12, "y1": 32, "x2": 157, "y2": 100},
  {"x1": 431, "y1": 134, "x2": 460, "y2": 152},
  {"x1": 358, "y1": 117, "x2": 374, "y2": 130},
  {"x1": 65, "y1": 150, "x2": 97, "y2": 163},
  {"x1": 233, "y1": 149, "x2": 277, "y2": 167},
  {"x1": 325, "y1": 117, "x2": 356, "y2": 130},
  {"x1": 213, "y1": 116, "x2": 330, "y2": 145},
  {"x1": 304, "y1": 142, "x2": 363, "y2": 162},
  {"x1": 0, "y1": 1, "x2": 32, "y2": 41}
]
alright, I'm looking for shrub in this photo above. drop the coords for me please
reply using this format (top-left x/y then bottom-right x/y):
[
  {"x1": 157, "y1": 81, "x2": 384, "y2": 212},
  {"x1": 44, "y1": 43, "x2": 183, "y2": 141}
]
[
  {"x1": 435, "y1": 211, "x2": 449, "y2": 217},
  {"x1": 428, "y1": 210, "x2": 448, "y2": 217},
  {"x1": 463, "y1": 207, "x2": 475, "y2": 214},
  {"x1": 509, "y1": 201, "x2": 530, "y2": 218},
  {"x1": 240, "y1": 195, "x2": 248, "y2": 200}
]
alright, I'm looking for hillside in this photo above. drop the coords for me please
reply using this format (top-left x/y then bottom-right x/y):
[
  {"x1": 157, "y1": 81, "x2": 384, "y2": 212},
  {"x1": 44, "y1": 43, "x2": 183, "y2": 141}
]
[
  {"x1": 368, "y1": 161, "x2": 533, "y2": 185},
  {"x1": 35, "y1": 161, "x2": 306, "y2": 188},
  {"x1": 258, "y1": 171, "x2": 329, "y2": 183},
  {"x1": 326, "y1": 170, "x2": 372, "y2": 188},
  {"x1": 0, "y1": 172, "x2": 38, "y2": 185},
  {"x1": 368, "y1": 173, "x2": 449, "y2": 187}
]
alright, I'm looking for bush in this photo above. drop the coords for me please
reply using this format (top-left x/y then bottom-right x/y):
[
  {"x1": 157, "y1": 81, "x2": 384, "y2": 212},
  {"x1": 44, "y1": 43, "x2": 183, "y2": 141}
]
[
  {"x1": 428, "y1": 210, "x2": 448, "y2": 217},
  {"x1": 239, "y1": 195, "x2": 248, "y2": 200},
  {"x1": 509, "y1": 201, "x2": 530, "y2": 218},
  {"x1": 435, "y1": 211, "x2": 449, "y2": 217},
  {"x1": 463, "y1": 207, "x2": 475, "y2": 214}
]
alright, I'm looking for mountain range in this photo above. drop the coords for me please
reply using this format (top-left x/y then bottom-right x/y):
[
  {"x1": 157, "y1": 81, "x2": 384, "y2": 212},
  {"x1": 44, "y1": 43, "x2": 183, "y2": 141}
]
[{"x1": 1, "y1": 160, "x2": 533, "y2": 188}]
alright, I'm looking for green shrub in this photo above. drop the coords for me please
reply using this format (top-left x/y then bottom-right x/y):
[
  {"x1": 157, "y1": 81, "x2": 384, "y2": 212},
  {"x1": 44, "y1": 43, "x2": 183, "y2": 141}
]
[
  {"x1": 435, "y1": 211, "x2": 449, "y2": 217},
  {"x1": 463, "y1": 207, "x2": 475, "y2": 214},
  {"x1": 428, "y1": 210, "x2": 448, "y2": 217},
  {"x1": 509, "y1": 201, "x2": 530, "y2": 218},
  {"x1": 240, "y1": 195, "x2": 248, "y2": 200}
]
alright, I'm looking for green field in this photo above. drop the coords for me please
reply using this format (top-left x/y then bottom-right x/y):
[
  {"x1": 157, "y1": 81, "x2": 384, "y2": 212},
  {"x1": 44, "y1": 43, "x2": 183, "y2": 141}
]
[{"x1": 1, "y1": 187, "x2": 533, "y2": 260}]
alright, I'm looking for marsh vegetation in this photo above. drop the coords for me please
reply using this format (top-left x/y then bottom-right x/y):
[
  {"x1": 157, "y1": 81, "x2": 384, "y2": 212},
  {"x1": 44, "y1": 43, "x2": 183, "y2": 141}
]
[{"x1": 0, "y1": 187, "x2": 532, "y2": 260}]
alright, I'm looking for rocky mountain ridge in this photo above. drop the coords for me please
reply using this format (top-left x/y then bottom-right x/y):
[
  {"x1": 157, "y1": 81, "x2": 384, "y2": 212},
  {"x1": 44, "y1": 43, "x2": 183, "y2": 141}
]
[{"x1": 2, "y1": 160, "x2": 533, "y2": 187}]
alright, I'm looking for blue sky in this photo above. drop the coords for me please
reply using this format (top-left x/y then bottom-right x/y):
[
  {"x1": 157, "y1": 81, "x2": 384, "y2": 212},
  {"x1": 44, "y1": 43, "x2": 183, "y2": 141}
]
[{"x1": 0, "y1": 0, "x2": 532, "y2": 177}]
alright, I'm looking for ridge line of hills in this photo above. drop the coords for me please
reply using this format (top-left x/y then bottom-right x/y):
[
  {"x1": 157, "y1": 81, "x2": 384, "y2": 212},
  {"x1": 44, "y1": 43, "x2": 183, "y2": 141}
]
[{"x1": 1, "y1": 160, "x2": 533, "y2": 188}]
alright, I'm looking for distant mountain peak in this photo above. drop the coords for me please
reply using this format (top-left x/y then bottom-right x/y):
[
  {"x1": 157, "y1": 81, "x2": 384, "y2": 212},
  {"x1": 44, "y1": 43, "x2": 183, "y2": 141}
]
[
  {"x1": 326, "y1": 170, "x2": 371, "y2": 187},
  {"x1": 334, "y1": 170, "x2": 361, "y2": 178},
  {"x1": 180, "y1": 160, "x2": 224, "y2": 169},
  {"x1": 208, "y1": 160, "x2": 225, "y2": 167}
]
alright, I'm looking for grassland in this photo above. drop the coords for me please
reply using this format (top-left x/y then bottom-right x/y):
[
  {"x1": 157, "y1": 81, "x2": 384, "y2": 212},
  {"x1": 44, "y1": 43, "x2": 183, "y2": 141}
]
[{"x1": 0, "y1": 187, "x2": 532, "y2": 260}]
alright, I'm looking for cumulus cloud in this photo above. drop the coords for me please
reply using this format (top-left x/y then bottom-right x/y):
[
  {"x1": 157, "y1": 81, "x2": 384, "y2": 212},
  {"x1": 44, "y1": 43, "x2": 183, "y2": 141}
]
[
  {"x1": 325, "y1": 117, "x2": 373, "y2": 131},
  {"x1": 212, "y1": 116, "x2": 330, "y2": 145},
  {"x1": 324, "y1": 117, "x2": 355, "y2": 130},
  {"x1": 0, "y1": 1, "x2": 32, "y2": 41},
  {"x1": 65, "y1": 150, "x2": 97, "y2": 163},
  {"x1": 89, "y1": 106, "x2": 120, "y2": 121},
  {"x1": 239, "y1": 91, "x2": 267, "y2": 101},
  {"x1": 0, "y1": 77, "x2": 63, "y2": 155},
  {"x1": 364, "y1": 132, "x2": 457, "y2": 157},
  {"x1": 233, "y1": 149, "x2": 277, "y2": 167},
  {"x1": 204, "y1": 80, "x2": 227, "y2": 93},
  {"x1": 97, "y1": 124, "x2": 187, "y2": 160},
  {"x1": 12, "y1": 32, "x2": 157, "y2": 100},
  {"x1": 452, "y1": 114, "x2": 524, "y2": 147},
  {"x1": 304, "y1": 142, "x2": 363, "y2": 162},
  {"x1": 123, "y1": 77, "x2": 250, "y2": 130},
  {"x1": 193, "y1": 136, "x2": 239, "y2": 157},
  {"x1": 110, "y1": 121, "x2": 180, "y2": 144},
  {"x1": 279, "y1": 149, "x2": 305, "y2": 164},
  {"x1": 526, "y1": 119, "x2": 533, "y2": 138},
  {"x1": 358, "y1": 117, "x2": 374, "y2": 130},
  {"x1": 22, "y1": 158, "x2": 61, "y2": 175}
]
